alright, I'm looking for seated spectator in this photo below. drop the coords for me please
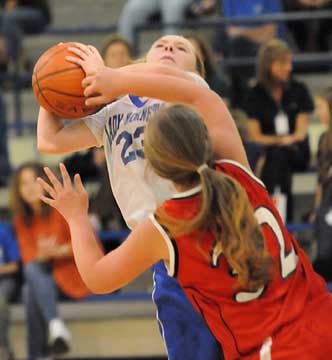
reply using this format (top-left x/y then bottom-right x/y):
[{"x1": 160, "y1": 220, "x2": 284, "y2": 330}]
[
  {"x1": 185, "y1": 32, "x2": 230, "y2": 102},
  {"x1": 0, "y1": 0, "x2": 51, "y2": 72},
  {"x1": 243, "y1": 39, "x2": 313, "y2": 222},
  {"x1": 10, "y1": 162, "x2": 89, "y2": 360},
  {"x1": 186, "y1": 0, "x2": 218, "y2": 18},
  {"x1": 307, "y1": 90, "x2": 332, "y2": 159},
  {"x1": 101, "y1": 33, "x2": 133, "y2": 68},
  {"x1": 283, "y1": 0, "x2": 332, "y2": 53},
  {"x1": 89, "y1": 148, "x2": 127, "y2": 233},
  {"x1": 0, "y1": 222, "x2": 20, "y2": 360},
  {"x1": 0, "y1": 94, "x2": 10, "y2": 187},
  {"x1": 118, "y1": 0, "x2": 192, "y2": 44},
  {"x1": 217, "y1": 0, "x2": 284, "y2": 108},
  {"x1": 310, "y1": 88, "x2": 332, "y2": 280},
  {"x1": 231, "y1": 109, "x2": 266, "y2": 177}
]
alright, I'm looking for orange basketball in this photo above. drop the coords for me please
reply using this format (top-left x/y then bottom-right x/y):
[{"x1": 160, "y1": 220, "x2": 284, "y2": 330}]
[{"x1": 32, "y1": 42, "x2": 99, "y2": 119}]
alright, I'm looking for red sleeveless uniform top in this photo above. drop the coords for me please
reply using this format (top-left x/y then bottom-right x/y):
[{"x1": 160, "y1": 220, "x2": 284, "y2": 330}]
[{"x1": 151, "y1": 160, "x2": 326, "y2": 359}]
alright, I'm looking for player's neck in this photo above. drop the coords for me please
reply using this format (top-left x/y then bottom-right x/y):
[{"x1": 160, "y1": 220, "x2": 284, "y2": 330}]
[{"x1": 174, "y1": 182, "x2": 200, "y2": 192}]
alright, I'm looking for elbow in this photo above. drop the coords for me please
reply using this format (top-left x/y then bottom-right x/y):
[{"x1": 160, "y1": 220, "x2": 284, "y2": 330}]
[
  {"x1": 83, "y1": 276, "x2": 118, "y2": 295},
  {"x1": 37, "y1": 139, "x2": 62, "y2": 154},
  {"x1": 37, "y1": 140, "x2": 49, "y2": 153}
]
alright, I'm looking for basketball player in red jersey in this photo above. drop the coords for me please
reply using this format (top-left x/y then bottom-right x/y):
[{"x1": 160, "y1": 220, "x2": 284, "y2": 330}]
[{"x1": 38, "y1": 70, "x2": 332, "y2": 359}]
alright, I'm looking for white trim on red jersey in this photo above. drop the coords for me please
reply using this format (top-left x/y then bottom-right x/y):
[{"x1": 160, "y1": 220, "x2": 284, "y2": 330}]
[
  {"x1": 149, "y1": 214, "x2": 176, "y2": 277},
  {"x1": 217, "y1": 159, "x2": 266, "y2": 188}
]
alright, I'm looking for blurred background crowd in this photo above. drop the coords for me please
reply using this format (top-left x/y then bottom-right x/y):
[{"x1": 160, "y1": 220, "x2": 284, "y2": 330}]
[{"x1": 1, "y1": 1, "x2": 332, "y2": 359}]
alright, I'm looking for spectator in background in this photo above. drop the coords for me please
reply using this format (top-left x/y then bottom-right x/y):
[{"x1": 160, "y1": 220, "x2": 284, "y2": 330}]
[
  {"x1": 231, "y1": 108, "x2": 266, "y2": 177},
  {"x1": 10, "y1": 162, "x2": 89, "y2": 360},
  {"x1": 243, "y1": 39, "x2": 313, "y2": 222},
  {"x1": 0, "y1": 0, "x2": 51, "y2": 71},
  {"x1": 310, "y1": 88, "x2": 332, "y2": 281},
  {"x1": 0, "y1": 95, "x2": 10, "y2": 187},
  {"x1": 101, "y1": 34, "x2": 133, "y2": 68},
  {"x1": 118, "y1": 0, "x2": 192, "y2": 45},
  {"x1": 186, "y1": 0, "x2": 217, "y2": 18},
  {"x1": 283, "y1": 0, "x2": 332, "y2": 53},
  {"x1": 89, "y1": 148, "x2": 127, "y2": 233},
  {"x1": 185, "y1": 32, "x2": 230, "y2": 102},
  {"x1": 0, "y1": 222, "x2": 20, "y2": 360},
  {"x1": 217, "y1": 0, "x2": 284, "y2": 108}
]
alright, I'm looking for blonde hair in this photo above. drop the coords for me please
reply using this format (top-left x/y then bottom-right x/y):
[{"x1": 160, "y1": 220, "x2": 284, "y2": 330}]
[{"x1": 144, "y1": 105, "x2": 274, "y2": 289}]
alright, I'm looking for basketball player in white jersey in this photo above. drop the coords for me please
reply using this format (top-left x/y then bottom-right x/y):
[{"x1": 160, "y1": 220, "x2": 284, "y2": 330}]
[{"x1": 37, "y1": 35, "x2": 244, "y2": 359}]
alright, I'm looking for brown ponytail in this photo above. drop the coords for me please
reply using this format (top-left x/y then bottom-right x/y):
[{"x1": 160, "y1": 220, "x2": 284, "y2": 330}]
[{"x1": 145, "y1": 104, "x2": 274, "y2": 289}]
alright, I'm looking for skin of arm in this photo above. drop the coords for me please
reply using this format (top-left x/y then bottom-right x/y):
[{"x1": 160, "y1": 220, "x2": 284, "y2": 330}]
[
  {"x1": 0, "y1": 262, "x2": 18, "y2": 275},
  {"x1": 118, "y1": 62, "x2": 201, "y2": 82},
  {"x1": 247, "y1": 119, "x2": 282, "y2": 145},
  {"x1": 68, "y1": 215, "x2": 167, "y2": 293},
  {"x1": 37, "y1": 108, "x2": 98, "y2": 154},
  {"x1": 83, "y1": 67, "x2": 249, "y2": 168},
  {"x1": 292, "y1": 113, "x2": 310, "y2": 142},
  {"x1": 228, "y1": 24, "x2": 277, "y2": 44},
  {"x1": 248, "y1": 114, "x2": 309, "y2": 146},
  {"x1": 38, "y1": 164, "x2": 169, "y2": 294}
]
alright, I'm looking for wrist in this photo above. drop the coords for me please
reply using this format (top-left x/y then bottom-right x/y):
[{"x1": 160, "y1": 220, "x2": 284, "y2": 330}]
[{"x1": 67, "y1": 213, "x2": 90, "y2": 227}]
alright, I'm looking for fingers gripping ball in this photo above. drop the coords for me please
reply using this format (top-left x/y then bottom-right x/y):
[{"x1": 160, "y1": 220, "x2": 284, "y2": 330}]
[{"x1": 32, "y1": 42, "x2": 99, "y2": 119}]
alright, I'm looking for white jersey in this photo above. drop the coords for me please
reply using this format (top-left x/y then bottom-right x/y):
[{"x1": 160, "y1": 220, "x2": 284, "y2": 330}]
[{"x1": 84, "y1": 72, "x2": 208, "y2": 229}]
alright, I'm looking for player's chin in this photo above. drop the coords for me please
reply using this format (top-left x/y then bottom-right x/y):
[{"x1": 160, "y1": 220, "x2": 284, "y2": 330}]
[{"x1": 159, "y1": 58, "x2": 177, "y2": 66}]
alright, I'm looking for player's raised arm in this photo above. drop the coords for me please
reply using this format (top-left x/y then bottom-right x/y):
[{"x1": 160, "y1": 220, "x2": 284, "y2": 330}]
[
  {"x1": 84, "y1": 67, "x2": 249, "y2": 169},
  {"x1": 37, "y1": 107, "x2": 98, "y2": 154},
  {"x1": 38, "y1": 164, "x2": 168, "y2": 293}
]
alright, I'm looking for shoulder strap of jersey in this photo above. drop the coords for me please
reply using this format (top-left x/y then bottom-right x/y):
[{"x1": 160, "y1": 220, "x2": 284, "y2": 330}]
[{"x1": 149, "y1": 214, "x2": 178, "y2": 277}]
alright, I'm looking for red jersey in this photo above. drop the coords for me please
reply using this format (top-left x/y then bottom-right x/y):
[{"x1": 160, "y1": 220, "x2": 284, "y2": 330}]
[{"x1": 151, "y1": 160, "x2": 327, "y2": 359}]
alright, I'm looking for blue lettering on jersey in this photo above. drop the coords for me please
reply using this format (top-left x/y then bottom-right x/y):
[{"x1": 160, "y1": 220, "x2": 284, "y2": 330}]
[
  {"x1": 126, "y1": 103, "x2": 162, "y2": 124},
  {"x1": 108, "y1": 113, "x2": 124, "y2": 142},
  {"x1": 108, "y1": 103, "x2": 163, "y2": 145},
  {"x1": 129, "y1": 95, "x2": 149, "y2": 108},
  {"x1": 107, "y1": 102, "x2": 164, "y2": 165}
]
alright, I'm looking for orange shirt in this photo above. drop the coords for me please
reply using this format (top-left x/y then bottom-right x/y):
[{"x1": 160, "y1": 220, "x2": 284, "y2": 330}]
[{"x1": 14, "y1": 208, "x2": 89, "y2": 299}]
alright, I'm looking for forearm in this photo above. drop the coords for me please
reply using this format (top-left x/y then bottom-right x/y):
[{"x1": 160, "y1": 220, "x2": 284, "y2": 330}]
[
  {"x1": 253, "y1": 133, "x2": 283, "y2": 145},
  {"x1": 313, "y1": 184, "x2": 322, "y2": 209},
  {"x1": 37, "y1": 107, "x2": 97, "y2": 154},
  {"x1": 68, "y1": 214, "x2": 105, "y2": 291},
  {"x1": 229, "y1": 24, "x2": 277, "y2": 43},
  {"x1": 111, "y1": 70, "x2": 246, "y2": 164},
  {"x1": 0, "y1": 262, "x2": 18, "y2": 275},
  {"x1": 37, "y1": 107, "x2": 65, "y2": 153},
  {"x1": 119, "y1": 63, "x2": 198, "y2": 82},
  {"x1": 293, "y1": 113, "x2": 309, "y2": 142},
  {"x1": 111, "y1": 71, "x2": 221, "y2": 133}
]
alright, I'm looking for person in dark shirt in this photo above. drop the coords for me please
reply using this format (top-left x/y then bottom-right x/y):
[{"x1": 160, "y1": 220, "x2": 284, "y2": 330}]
[
  {"x1": 243, "y1": 39, "x2": 313, "y2": 222},
  {"x1": 0, "y1": 0, "x2": 51, "y2": 69}
]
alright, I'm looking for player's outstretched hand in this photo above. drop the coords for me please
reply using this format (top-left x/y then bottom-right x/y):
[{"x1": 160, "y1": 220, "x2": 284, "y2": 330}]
[
  {"x1": 66, "y1": 42, "x2": 105, "y2": 77},
  {"x1": 37, "y1": 163, "x2": 89, "y2": 223}
]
